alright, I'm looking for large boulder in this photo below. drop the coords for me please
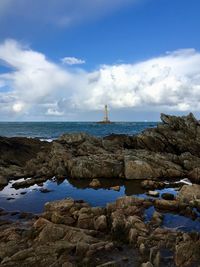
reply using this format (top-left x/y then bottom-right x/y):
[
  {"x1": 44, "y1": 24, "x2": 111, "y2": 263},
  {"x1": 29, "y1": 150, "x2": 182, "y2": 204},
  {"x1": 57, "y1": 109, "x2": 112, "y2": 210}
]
[
  {"x1": 124, "y1": 150, "x2": 184, "y2": 180},
  {"x1": 178, "y1": 184, "x2": 200, "y2": 203},
  {"x1": 67, "y1": 155, "x2": 124, "y2": 179}
]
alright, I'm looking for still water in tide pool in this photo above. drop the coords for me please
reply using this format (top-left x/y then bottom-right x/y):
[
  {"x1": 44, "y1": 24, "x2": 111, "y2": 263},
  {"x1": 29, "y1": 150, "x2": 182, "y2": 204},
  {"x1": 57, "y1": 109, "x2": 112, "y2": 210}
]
[{"x1": 1, "y1": 177, "x2": 200, "y2": 233}]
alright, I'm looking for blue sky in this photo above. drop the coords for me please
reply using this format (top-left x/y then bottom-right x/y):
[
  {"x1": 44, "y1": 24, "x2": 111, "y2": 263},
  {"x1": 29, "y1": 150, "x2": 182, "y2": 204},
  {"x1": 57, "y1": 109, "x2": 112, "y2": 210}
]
[{"x1": 0, "y1": 0, "x2": 200, "y2": 121}]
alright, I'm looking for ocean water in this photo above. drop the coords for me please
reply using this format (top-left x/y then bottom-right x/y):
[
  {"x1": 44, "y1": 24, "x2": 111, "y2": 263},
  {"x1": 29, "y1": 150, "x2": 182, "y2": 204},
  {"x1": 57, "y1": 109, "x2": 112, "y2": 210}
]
[{"x1": 0, "y1": 121, "x2": 158, "y2": 139}]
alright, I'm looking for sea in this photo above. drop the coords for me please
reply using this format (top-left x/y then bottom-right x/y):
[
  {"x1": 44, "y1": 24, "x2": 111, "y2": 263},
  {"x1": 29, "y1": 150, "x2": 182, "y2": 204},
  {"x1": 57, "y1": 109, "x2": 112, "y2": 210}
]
[
  {"x1": 1, "y1": 121, "x2": 200, "y2": 232},
  {"x1": 0, "y1": 121, "x2": 157, "y2": 140}
]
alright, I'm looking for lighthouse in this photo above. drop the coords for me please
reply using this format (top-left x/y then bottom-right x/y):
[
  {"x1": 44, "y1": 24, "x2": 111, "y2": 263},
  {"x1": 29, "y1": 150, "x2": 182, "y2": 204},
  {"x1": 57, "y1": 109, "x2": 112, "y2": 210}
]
[{"x1": 98, "y1": 105, "x2": 111, "y2": 124}]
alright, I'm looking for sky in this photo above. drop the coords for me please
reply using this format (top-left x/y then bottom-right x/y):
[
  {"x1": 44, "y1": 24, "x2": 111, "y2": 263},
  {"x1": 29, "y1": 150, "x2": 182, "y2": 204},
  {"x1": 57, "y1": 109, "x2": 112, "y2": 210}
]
[{"x1": 0, "y1": 0, "x2": 200, "y2": 121}]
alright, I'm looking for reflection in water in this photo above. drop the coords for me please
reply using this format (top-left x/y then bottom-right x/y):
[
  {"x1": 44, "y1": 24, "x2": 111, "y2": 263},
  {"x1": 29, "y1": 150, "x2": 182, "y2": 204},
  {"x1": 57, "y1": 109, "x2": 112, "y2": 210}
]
[
  {"x1": 1, "y1": 177, "x2": 200, "y2": 233},
  {"x1": 0, "y1": 177, "x2": 145, "y2": 213},
  {"x1": 67, "y1": 178, "x2": 145, "y2": 196},
  {"x1": 145, "y1": 206, "x2": 200, "y2": 233}
]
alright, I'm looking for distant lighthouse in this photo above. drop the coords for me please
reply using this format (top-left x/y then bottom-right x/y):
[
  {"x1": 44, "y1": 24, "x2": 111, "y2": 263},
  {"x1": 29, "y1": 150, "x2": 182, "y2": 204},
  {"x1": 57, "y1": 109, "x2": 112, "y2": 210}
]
[{"x1": 98, "y1": 104, "x2": 112, "y2": 124}]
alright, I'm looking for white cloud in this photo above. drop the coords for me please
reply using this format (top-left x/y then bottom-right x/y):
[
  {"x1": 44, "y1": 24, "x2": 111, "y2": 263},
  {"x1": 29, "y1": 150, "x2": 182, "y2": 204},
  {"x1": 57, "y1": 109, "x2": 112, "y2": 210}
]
[
  {"x1": 0, "y1": 39, "x2": 200, "y2": 120},
  {"x1": 61, "y1": 57, "x2": 85, "y2": 65}
]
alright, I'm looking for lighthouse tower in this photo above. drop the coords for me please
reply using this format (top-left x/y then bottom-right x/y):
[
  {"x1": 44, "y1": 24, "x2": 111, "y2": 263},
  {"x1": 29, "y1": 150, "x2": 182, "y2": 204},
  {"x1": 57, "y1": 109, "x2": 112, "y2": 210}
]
[
  {"x1": 104, "y1": 105, "x2": 109, "y2": 123},
  {"x1": 98, "y1": 104, "x2": 111, "y2": 124}
]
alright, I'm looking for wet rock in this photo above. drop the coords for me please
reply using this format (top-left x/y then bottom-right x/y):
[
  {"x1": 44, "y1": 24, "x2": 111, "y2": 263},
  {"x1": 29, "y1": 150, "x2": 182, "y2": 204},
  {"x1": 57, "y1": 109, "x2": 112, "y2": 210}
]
[
  {"x1": 45, "y1": 198, "x2": 75, "y2": 212},
  {"x1": 154, "y1": 199, "x2": 179, "y2": 211},
  {"x1": 96, "y1": 261, "x2": 119, "y2": 267},
  {"x1": 141, "y1": 180, "x2": 165, "y2": 190},
  {"x1": 141, "y1": 262, "x2": 153, "y2": 267},
  {"x1": 89, "y1": 179, "x2": 101, "y2": 188},
  {"x1": 40, "y1": 188, "x2": 52, "y2": 193},
  {"x1": 175, "y1": 238, "x2": 200, "y2": 267},
  {"x1": 178, "y1": 184, "x2": 200, "y2": 203},
  {"x1": 161, "y1": 193, "x2": 175, "y2": 200},
  {"x1": 151, "y1": 211, "x2": 163, "y2": 226},
  {"x1": 77, "y1": 213, "x2": 94, "y2": 230},
  {"x1": 51, "y1": 212, "x2": 75, "y2": 226},
  {"x1": 128, "y1": 228, "x2": 138, "y2": 243},
  {"x1": 94, "y1": 215, "x2": 107, "y2": 231},
  {"x1": 18, "y1": 212, "x2": 34, "y2": 220},
  {"x1": 147, "y1": 191, "x2": 159, "y2": 197},
  {"x1": 0, "y1": 176, "x2": 8, "y2": 187},
  {"x1": 111, "y1": 186, "x2": 120, "y2": 191},
  {"x1": 188, "y1": 167, "x2": 200, "y2": 183},
  {"x1": 67, "y1": 155, "x2": 124, "y2": 179},
  {"x1": 76, "y1": 241, "x2": 89, "y2": 257}
]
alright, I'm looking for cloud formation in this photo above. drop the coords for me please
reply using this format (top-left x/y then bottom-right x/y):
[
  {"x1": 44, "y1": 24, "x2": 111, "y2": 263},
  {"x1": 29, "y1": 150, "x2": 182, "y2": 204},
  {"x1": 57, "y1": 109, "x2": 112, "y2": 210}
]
[
  {"x1": 0, "y1": 39, "x2": 200, "y2": 120},
  {"x1": 61, "y1": 57, "x2": 85, "y2": 65}
]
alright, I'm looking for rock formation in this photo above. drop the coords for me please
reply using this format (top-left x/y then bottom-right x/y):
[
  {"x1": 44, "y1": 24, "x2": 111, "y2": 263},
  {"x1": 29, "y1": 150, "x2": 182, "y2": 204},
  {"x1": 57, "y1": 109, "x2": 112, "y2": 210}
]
[{"x1": 1, "y1": 113, "x2": 200, "y2": 187}]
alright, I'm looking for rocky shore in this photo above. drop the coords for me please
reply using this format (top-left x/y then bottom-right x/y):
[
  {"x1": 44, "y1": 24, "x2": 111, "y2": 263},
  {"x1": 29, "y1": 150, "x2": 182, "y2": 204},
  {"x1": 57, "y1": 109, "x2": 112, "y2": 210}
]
[
  {"x1": 0, "y1": 193, "x2": 200, "y2": 267},
  {"x1": 1, "y1": 113, "x2": 200, "y2": 187},
  {"x1": 1, "y1": 113, "x2": 200, "y2": 266}
]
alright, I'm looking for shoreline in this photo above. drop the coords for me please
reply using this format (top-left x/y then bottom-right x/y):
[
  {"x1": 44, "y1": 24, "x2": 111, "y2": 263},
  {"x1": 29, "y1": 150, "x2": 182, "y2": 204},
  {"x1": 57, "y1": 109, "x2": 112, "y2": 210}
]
[{"x1": 0, "y1": 113, "x2": 200, "y2": 266}]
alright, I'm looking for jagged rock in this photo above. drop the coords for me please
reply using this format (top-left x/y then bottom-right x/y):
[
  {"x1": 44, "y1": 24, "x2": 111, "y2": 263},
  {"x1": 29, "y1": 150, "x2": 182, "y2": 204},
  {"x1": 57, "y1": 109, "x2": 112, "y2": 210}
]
[
  {"x1": 89, "y1": 179, "x2": 101, "y2": 188},
  {"x1": 67, "y1": 155, "x2": 124, "y2": 179},
  {"x1": 141, "y1": 262, "x2": 153, "y2": 267},
  {"x1": 178, "y1": 184, "x2": 200, "y2": 203},
  {"x1": 141, "y1": 180, "x2": 165, "y2": 190},
  {"x1": 0, "y1": 176, "x2": 8, "y2": 187},
  {"x1": 175, "y1": 238, "x2": 200, "y2": 267},
  {"x1": 94, "y1": 215, "x2": 107, "y2": 231},
  {"x1": 1, "y1": 113, "x2": 200, "y2": 182}
]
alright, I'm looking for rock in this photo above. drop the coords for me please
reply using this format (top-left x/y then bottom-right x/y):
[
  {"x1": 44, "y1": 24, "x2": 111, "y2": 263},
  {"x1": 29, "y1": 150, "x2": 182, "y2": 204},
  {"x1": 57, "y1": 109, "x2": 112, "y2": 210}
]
[
  {"x1": 45, "y1": 198, "x2": 75, "y2": 212},
  {"x1": 77, "y1": 213, "x2": 94, "y2": 229},
  {"x1": 38, "y1": 223, "x2": 66, "y2": 242},
  {"x1": 153, "y1": 251, "x2": 161, "y2": 267},
  {"x1": 161, "y1": 192, "x2": 175, "y2": 200},
  {"x1": 0, "y1": 176, "x2": 8, "y2": 187},
  {"x1": 89, "y1": 179, "x2": 101, "y2": 188},
  {"x1": 154, "y1": 199, "x2": 179, "y2": 211},
  {"x1": 141, "y1": 261, "x2": 154, "y2": 267},
  {"x1": 67, "y1": 155, "x2": 123, "y2": 179},
  {"x1": 151, "y1": 211, "x2": 163, "y2": 226},
  {"x1": 188, "y1": 167, "x2": 200, "y2": 183},
  {"x1": 139, "y1": 243, "x2": 146, "y2": 255},
  {"x1": 94, "y1": 215, "x2": 107, "y2": 231},
  {"x1": 175, "y1": 239, "x2": 200, "y2": 267},
  {"x1": 178, "y1": 184, "x2": 200, "y2": 203},
  {"x1": 128, "y1": 228, "x2": 138, "y2": 243},
  {"x1": 111, "y1": 186, "x2": 120, "y2": 191},
  {"x1": 76, "y1": 241, "x2": 89, "y2": 257},
  {"x1": 124, "y1": 156, "x2": 155, "y2": 180},
  {"x1": 141, "y1": 180, "x2": 165, "y2": 190},
  {"x1": 40, "y1": 188, "x2": 52, "y2": 193},
  {"x1": 147, "y1": 191, "x2": 159, "y2": 197},
  {"x1": 96, "y1": 261, "x2": 119, "y2": 267},
  {"x1": 141, "y1": 262, "x2": 153, "y2": 267},
  {"x1": 51, "y1": 212, "x2": 75, "y2": 226}
]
